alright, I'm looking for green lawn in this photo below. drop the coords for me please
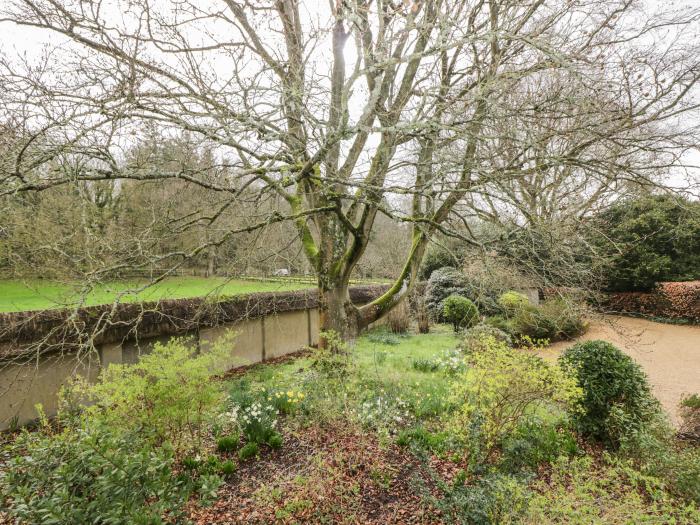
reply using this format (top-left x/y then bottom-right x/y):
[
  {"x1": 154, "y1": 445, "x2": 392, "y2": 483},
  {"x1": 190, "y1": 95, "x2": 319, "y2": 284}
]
[
  {"x1": 0, "y1": 277, "x2": 313, "y2": 313},
  {"x1": 232, "y1": 325, "x2": 458, "y2": 394}
]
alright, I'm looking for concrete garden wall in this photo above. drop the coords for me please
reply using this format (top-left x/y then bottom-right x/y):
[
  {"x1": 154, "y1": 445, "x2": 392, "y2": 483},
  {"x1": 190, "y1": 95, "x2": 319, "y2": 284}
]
[{"x1": 0, "y1": 285, "x2": 388, "y2": 430}]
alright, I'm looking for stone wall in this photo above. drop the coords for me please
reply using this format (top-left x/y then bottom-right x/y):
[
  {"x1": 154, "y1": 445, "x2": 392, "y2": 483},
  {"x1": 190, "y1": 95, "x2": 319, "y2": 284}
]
[{"x1": 0, "y1": 285, "x2": 389, "y2": 430}]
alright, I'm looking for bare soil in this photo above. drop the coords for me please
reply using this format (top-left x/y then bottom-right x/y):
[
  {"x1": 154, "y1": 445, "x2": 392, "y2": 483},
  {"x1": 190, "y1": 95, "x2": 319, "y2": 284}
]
[
  {"x1": 539, "y1": 315, "x2": 700, "y2": 426},
  {"x1": 188, "y1": 421, "x2": 451, "y2": 524}
]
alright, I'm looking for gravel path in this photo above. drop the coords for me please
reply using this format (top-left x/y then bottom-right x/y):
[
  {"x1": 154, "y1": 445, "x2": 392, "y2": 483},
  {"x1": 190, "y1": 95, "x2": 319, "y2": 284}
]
[{"x1": 539, "y1": 315, "x2": 700, "y2": 426}]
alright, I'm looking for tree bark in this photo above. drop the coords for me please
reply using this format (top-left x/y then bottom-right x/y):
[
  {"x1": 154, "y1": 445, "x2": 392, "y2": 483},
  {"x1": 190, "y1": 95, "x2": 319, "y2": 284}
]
[{"x1": 317, "y1": 281, "x2": 363, "y2": 343}]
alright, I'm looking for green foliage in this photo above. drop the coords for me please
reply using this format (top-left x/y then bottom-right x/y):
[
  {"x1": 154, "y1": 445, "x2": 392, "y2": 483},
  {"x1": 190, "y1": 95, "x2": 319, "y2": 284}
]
[
  {"x1": 483, "y1": 315, "x2": 513, "y2": 334},
  {"x1": 220, "y1": 460, "x2": 237, "y2": 477},
  {"x1": 484, "y1": 298, "x2": 586, "y2": 343},
  {"x1": 0, "y1": 335, "x2": 237, "y2": 523},
  {"x1": 614, "y1": 408, "x2": 700, "y2": 505},
  {"x1": 458, "y1": 323, "x2": 512, "y2": 353},
  {"x1": 424, "y1": 266, "x2": 506, "y2": 318},
  {"x1": 412, "y1": 358, "x2": 440, "y2": 373},
  {"x1": 442, "y1": 295, "x2": 479, "y2": 332},
  {"x1": 450, "y1": 337, "x2": 582, "y2": 456},
  {"x1": 594, "y1": 195, "x2": 700, "y2": 292},
  {"x1": 435, "y1": 472, "x2": 531, "y2": 525},
  {"x1": 217, "y1": 435, "x2": 239, "y2": 453},
  {"x1": 425, "y1": 267, "x2": 471, "y2": 319},
  {"x1": 682, "y1": 393, "x2": 700, "y2": 409},
  {"x1": 366, "y1": 330, "x2": 402, "y2": 345},
  {"x1": 69, "y1": 336, "x2": 230, "y2": 458},
  {"x1": 510, "y1": 298, "x2": 586, "y2": 341},
  {"x1": 311, "y1": 330, "x2": 351, "y2": 379},
  {"x1": 266, "y1": 388, "x2": 305, "y2": 415},
  {"x1": 653, "y1": 447, "x2": 700, "y2": 505},
  {"x1": 237, "y1": 401, "x2": 278, "y2": 445},
  {"x1": 498, "y1": 291, "x2": 530, "y2": 313},
  {"x1": 526, "y1": 456, "x2": 700, "y2": 524},
  {"x1": 0, "y1": 422, "x2": 191, "y2": 524},
  {"x1": 396, "y1": 426, "x2": 456, "y2": 454},
  {"x1": 560, "y1": 340, "x2": 658, "y2": 448},
  {"x1": 268, "y1": 433, "x2": 284, "y2": 449},
  {"x1": 419, "y1": 245, "x2": 460, "y2": 280},
  {"x1": 500, "y1": 418, "x2": 578, "y2": 474},
  {"x1": 680, "y1": 393, "x2": 700, "y2": 441},
  {"x1": 238, "y1": 442, "x2": 260, "y2": 461}
]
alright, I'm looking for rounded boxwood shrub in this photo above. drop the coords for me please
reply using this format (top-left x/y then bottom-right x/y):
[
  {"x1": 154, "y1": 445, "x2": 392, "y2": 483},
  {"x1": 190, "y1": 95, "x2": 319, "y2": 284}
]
[
  {"x1": 443, "y1": 295, "x2": 479, "y2": 332},
  {"x1": 560, "y1": 340, "x2": 657, "y2": 447},
  {"x1": 498, "y1": 291, "x2": 530, "y2": 313},
  {"x1": 459, "y1": 323, "x2": 513, "y2": 353}
]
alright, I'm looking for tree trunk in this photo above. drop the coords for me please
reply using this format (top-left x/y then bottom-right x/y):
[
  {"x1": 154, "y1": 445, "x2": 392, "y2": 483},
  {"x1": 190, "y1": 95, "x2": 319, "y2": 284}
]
[
  {"x1": 205, "y1": 245, "x2": 216, "y2": 277},
  {"x1": 317, "y1": 281, "x2": 363, "y2": 344}
]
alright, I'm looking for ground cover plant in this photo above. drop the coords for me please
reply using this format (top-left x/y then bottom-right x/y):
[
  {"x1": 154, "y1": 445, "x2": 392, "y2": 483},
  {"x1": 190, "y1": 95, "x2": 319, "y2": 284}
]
[
  {"x1": 203, "y1": 327, "x2": 700, "y2": 523},
  {"x1": 1, "y1": 326, "x2": 698, "y2": 524}
]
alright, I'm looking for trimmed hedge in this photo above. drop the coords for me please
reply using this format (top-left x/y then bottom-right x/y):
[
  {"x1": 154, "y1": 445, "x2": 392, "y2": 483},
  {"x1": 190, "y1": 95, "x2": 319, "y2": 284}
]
[
  {"x1": 605, "y1": 281, "x2": 700, "y2": 323},
  {"x1": 0, "y1": 284, "x2": 391, "y2": 358}
]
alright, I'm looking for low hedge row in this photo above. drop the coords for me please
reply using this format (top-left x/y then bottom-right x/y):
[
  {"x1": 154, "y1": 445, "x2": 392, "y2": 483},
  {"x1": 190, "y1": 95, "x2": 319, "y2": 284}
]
[{"x1": 605, "y1": 281, "x2": 700, "y2": 323}]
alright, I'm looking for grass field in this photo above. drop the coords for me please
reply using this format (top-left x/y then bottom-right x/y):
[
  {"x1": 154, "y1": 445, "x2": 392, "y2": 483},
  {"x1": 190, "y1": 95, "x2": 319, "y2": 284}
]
[{"x1": 0, "y1": 277, "x2": 313, "y2": 313}]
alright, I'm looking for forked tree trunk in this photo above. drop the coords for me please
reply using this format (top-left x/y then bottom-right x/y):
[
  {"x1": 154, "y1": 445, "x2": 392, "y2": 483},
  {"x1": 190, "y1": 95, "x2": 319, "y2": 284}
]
[
  {"x1": 317, "y1": 282, "x2": 363, "y2": 343},
  {"x1": 315, "y1": 232, "x2": 430, "y2": 346}
]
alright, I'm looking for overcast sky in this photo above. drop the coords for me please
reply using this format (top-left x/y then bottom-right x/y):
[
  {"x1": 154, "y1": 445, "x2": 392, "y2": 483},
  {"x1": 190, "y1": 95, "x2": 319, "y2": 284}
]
[{"x1": 0, "y1": 0, "x2": 697, "y2": 195}]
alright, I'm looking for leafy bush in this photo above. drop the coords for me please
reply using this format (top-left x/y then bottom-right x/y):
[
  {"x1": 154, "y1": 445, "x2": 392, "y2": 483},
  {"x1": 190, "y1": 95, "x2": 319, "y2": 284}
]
[
  {"x1": 442, "y1": 295, "x2": 479, "y2": 331},
  {"x1": 680, "y1": 394, "x2": 700, "y2": 440},
  {"x1": 498, "y1": 291, "x2": 530, "y2": 313},
  {"x1": 0, "y1": 337, "x2": 234, "y2": 523},
  {"x1": 425, "y1": 267, "x2": 471, "y2": 319},
  {"x1": 511, "y1": 298, "x2": 585, "y2": 341},
  {"x1": 500, "y1": 418, "x2": 578, "y2": 474},
  {"x1": 419, "y1": 244, "x2": 460, "y2": 279},
  {"x1": 459, "y1": 323, "x2": 512, "y2": 353},
  {"x1": 0, "y1": 422, "x2": 192, "y2": 524},
  {"x1": 527, "y1": 456, "x2": 700, "y2": 524},
  {"x1": 593, "y1": 195, "x2": 700, "y2": 292},
  {"x1": 435, "y1": 472, "x2": 531, "y2": 525},
  {"x1": 483, "y1": 314, "x2": 515, "y2": 335},
  {"x1": 69, "y1": 336, "x2": 230, "y2": 458},
  {"x1": 450, "y1": 337, "x2": 581, "y2": 456},
  {"x1": 425, "y1": 264, "x2": 529, "y2": 319},
  {"x1": 560, "y1": 340, "x2": 658, "y2": 448},
  {"x1": 659, "y1": 448, "x2": 700, "y2": 504}
]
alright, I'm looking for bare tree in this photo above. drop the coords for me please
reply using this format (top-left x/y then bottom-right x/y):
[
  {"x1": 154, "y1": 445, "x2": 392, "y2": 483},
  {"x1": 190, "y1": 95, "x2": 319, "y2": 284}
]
[{"x1": 0, "y1": 0, "x2": 698, "y2": 338}]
